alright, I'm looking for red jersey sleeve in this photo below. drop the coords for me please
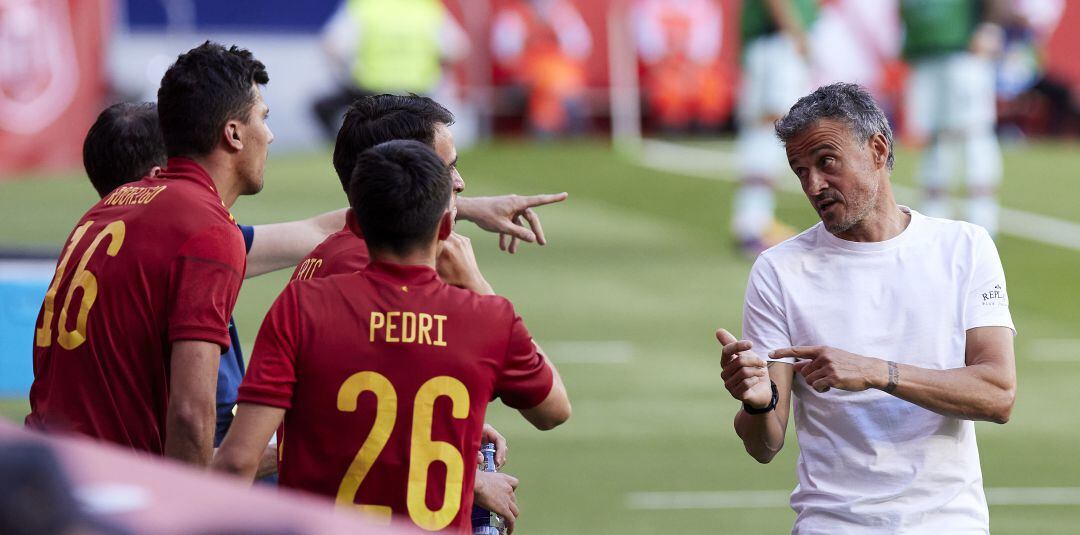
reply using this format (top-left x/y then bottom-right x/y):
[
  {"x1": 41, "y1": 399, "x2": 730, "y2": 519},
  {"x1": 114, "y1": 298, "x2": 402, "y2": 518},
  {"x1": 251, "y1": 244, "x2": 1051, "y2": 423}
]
[
  {"x1": 167, "y1": 224, "x2": 246, "y2": 348},
  {"x1": 237, "y1": 285, "x2": 302, "y2": 409},
  {"x1": 494, "y1": 306, "x2": 554, "y2": 409}
]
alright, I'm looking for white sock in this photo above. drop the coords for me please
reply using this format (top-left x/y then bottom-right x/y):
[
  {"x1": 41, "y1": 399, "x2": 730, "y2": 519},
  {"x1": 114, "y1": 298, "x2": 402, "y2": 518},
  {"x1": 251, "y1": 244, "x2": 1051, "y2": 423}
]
[{"x1": 733, "y1": 184, "x2": 775, "y2": 241}]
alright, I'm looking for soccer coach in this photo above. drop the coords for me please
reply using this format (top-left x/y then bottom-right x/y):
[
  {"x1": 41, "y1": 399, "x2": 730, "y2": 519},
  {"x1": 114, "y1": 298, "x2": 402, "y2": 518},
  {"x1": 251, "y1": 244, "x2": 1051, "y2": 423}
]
[{"x1": 717, "y1": 83, "x2": 1016, "y2": 533}]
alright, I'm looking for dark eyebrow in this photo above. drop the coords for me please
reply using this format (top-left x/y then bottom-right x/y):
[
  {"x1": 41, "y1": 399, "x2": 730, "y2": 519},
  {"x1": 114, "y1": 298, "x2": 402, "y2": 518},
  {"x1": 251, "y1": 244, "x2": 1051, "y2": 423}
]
[{"x1": 791, "y1": 143, "x2": 837, "y2": 166}]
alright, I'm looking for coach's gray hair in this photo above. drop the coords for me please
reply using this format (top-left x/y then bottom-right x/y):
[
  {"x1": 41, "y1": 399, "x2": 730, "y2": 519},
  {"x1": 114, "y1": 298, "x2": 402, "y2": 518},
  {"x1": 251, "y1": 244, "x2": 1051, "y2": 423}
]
[{"x1": 775, "y1": 83, "x2": 895, "y2": 170}]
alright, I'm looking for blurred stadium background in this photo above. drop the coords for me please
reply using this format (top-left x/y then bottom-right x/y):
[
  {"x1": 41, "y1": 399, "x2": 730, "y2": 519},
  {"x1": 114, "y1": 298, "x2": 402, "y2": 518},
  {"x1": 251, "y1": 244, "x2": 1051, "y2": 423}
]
[{"x1": 2, "y1": 0, "x2": 1080, "y2": 533}]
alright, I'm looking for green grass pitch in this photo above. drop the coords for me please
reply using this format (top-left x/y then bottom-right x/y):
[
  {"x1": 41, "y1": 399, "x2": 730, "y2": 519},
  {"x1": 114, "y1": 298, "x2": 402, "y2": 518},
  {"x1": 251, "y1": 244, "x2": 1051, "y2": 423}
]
[{"x1": 1, "y1": 139, "x2": 1078, "y2": 533}]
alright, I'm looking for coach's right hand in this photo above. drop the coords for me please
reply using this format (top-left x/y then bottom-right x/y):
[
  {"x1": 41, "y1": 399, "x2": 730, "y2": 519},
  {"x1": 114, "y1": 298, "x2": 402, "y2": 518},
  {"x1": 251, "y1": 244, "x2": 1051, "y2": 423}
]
[
  {"x1": 717, "y1": 329, "x2": 772, "y2": 410},
  {"x1": 474, "y1": 471, "x2": 519, "y2": 533}
]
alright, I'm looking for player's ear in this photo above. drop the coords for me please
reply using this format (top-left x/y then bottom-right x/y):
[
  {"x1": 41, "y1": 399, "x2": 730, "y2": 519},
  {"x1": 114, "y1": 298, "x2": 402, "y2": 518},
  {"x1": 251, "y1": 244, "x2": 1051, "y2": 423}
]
[
  {"x1": 148, "y1": 166, "x2": 163, "y2": 178},
  {"x1": 224, "y1": 120, "x2": 243, "y2": 152},
  {"x1": 437, "y1": 212, "x2": 453, "y2": 241}
]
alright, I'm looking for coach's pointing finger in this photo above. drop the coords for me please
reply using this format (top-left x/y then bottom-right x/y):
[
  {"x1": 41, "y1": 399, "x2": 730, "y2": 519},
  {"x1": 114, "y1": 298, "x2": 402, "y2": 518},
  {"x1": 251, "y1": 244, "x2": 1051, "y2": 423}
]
[{"x1": 769, "y1": 346, "x2": 822, "y2": 361}]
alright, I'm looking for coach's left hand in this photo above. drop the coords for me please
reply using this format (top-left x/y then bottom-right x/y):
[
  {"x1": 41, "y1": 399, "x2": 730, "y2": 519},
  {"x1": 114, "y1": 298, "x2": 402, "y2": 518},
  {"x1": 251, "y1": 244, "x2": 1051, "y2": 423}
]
[
  {"x1": 456, "y1": 193, "x2": 568, "y2": 254},
  {"x1": 770, "y1": 346, "x2": 886, "y2": 394}
]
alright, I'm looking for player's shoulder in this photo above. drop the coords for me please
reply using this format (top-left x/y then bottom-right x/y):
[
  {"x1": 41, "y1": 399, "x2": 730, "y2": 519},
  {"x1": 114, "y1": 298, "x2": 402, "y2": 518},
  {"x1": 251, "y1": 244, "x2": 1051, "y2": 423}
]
[
  {"x1": 295, "y1": 271, "x2": 361, "y2": 294},
  {"x1": 442, "y1": 283, "x2": 517, "y2": 318}
]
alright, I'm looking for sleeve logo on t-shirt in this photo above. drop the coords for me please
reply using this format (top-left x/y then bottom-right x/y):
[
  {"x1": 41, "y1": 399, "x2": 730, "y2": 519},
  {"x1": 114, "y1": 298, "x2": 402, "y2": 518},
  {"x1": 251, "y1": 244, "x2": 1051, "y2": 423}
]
[{"x1": 981, "y1": 284, "x2": 1008, "y2": 306}]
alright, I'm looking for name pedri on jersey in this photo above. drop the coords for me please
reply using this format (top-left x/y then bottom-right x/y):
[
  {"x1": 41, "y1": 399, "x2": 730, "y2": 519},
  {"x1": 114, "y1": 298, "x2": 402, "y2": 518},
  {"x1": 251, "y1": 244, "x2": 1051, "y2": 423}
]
[
  {"x1": 239, "y1": 261, "x2": 553, "y2": 533},
  {"x1": 27, "y1": 158, "x2": 246, "y2": 454}
]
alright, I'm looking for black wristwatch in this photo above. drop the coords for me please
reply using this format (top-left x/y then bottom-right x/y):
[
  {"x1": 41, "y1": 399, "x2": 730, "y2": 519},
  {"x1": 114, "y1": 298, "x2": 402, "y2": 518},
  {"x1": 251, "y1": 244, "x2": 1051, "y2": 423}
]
[{"x1": 743, "y1": 381, "x2": 779, "y2": 414}]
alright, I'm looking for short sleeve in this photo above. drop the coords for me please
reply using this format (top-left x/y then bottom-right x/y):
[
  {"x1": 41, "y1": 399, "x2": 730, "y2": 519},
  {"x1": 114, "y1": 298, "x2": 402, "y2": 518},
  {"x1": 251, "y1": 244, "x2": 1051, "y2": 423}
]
[
  {"x1": 238, "y1": 224, "x2": 255, "y2": 253},
  {"x1": 964, "y1": 229, "x2": 1015, "y2": 334},
  {"x1": 494, "y1": 308, "x2": 554, "y2": 410},
  {"x1": 743, "y1": 257, "x2": 794, "y2": 364},
  {"x1": 237, "y1": 285, "x2": 302, "y2": 409},
  {"x1": 168, "y1": 225, "x2": 246, "y2": 348}
]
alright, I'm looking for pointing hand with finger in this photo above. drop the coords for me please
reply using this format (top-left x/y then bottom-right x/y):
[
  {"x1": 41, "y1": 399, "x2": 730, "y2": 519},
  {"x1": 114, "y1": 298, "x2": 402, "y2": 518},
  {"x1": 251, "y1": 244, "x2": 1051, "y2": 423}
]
[{"x1": 769, "y1": 346, "x2": 887, "y2": 394}]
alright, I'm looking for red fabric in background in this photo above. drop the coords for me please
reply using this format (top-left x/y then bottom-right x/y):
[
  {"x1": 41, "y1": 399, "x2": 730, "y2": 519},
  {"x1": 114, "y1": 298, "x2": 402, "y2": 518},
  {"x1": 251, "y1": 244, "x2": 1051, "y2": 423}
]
[
  {"x1": 0, "y1": 0, "x2": 108, "y2": 177},
  {"x1": 1044, "y1": 0, "x2": 1080, "y2": 89}
]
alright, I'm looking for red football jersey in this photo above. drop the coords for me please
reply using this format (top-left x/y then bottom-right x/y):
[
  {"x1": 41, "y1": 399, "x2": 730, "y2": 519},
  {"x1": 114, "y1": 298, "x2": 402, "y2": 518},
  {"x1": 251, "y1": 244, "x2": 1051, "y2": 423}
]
[
  {"x1": 27, "y1": 158, "x2": 246, "y2": 454},
  {"x1": 238, "y1": 261, "x2": 553, "y2": 533},
  {"x1": 290, "y1": 210, "x2": 369, "y2": 281}
]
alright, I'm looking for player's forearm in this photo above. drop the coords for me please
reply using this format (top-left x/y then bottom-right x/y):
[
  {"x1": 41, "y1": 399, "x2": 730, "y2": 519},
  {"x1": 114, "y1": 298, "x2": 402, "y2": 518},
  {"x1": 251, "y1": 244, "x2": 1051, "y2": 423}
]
[
  {"x1": 520, "y1": 343, "x2": 572, "y2": 430},
  {"x1": 211, "y1": 447, "x2": 261, "y2": 481},
  {"x1": 464, "y1": 275, "x2": 495, "y2": 296},
  {"x1": 256, "y1": 445, "x2": 279, "y2": 478},
  {"x1": 873, "y1": 361, "x2": 1016, "y2": 424},
  {"x1": 454, "y1": 196, "x2": 480, "y2": 222},
  {"x1": 246, "y1": 209, "x2": 348, "y2": 278},
  {"x1": 164, "y1": 401, "x2": 215, "y2": 466},
  {"x1": 734, "y1": 410, "x2": 786, "y2": 463}
]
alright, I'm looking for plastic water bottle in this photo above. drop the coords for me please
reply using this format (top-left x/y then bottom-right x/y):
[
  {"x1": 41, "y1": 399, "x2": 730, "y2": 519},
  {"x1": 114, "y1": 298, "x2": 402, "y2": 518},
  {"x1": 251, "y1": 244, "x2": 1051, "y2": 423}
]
[{"x1": 471, "y1": 442, "x2": 506, "y2": 535}]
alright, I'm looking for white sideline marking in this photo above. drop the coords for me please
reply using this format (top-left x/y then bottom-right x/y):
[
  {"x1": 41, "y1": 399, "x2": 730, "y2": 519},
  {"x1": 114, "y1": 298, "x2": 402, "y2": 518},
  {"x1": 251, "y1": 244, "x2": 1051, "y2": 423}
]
[
  {"x1": 546, "y1": 340, "x2": 633, "y2": 364},
  {"x1": 1026, "y1": 339, "x2": 1080, "y2": 362},
  {"x1": 633, "y1": 139, "x2": 1080, "y2": 251},
  {"x1": 625, "y1": 487, "x2": 1080, "y2": 510}
]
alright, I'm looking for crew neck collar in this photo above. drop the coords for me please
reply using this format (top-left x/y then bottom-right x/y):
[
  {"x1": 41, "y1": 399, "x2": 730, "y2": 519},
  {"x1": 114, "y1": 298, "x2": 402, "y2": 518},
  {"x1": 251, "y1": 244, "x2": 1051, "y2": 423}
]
[
  {"x1": 165, "y1": 157, "x2": 217, "y2": 194},
  {"x1": 818, "y1": 205, "x2": 921, "y2": 252}
]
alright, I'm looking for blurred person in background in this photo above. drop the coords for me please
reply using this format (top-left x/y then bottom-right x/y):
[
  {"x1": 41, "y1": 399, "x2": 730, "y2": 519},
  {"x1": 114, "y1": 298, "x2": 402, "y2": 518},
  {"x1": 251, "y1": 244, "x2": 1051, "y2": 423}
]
[
  {"x1": 732, "y1": 0, "x2": 819, "y2": 257},
  {"x1": 995, "y1": 0, "x2": 1076, "y2": 137},
  {"x1": 901, "y1": 0, "x2": 1011, "y2": 236},
  {"x1": 312, "y1": 0, "x2": 470, "y2": 139},
  {"x1": 810, "y1": 0, "x2": 902, "y2": 105},
  {"x1": 631, "y1": 0, "x2": 731, "y2": 134},
  {"x1": 491, "y1": 0, "x2": 593, "y2": 137}
]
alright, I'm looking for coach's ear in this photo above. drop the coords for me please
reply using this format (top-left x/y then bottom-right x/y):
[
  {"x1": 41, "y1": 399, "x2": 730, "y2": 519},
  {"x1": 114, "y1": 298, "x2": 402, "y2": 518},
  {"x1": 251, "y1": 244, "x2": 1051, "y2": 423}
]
[
  {"x1": 870, "y1": 133, "x2": 889, "y2": 170},
  {"x1": 148, "y1": 166, "x2": 163, "y2": 178},
  {"x1": 437, "y1": 212, "x2": 453, "y2": 241}
]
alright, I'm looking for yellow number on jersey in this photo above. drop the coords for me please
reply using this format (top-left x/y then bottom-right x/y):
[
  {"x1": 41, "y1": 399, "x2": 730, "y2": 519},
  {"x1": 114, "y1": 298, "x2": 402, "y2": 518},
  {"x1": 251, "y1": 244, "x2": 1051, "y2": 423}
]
[
  {"x1": 334, "y1": 372, "x2": 470, "y2": 530},
  {"x1": 336, "y1": 371, "x2": 397, "y2": 523},
  {"x1": 36, "y1": 220, "x2": 126, "y2": 350},
  {"x1": 407, "y1": 376, "x2": 470, "y2": 531}
]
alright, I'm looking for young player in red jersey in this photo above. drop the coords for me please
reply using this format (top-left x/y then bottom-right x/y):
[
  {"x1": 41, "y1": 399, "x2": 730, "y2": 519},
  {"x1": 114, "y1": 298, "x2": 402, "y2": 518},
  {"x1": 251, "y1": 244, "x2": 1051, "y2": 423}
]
[
  {"x1": 26, "y1": 42, "x2": 272, "y2": 466},
  {"x1": 290, "y1": 94, "x2": 569, "y2": 283},
  {"x1": 289, "y1": 94, "x2": 540, "y2": 525},
  {"x1": 213, "y1": 140, "x2": 571, "y2": 533}
]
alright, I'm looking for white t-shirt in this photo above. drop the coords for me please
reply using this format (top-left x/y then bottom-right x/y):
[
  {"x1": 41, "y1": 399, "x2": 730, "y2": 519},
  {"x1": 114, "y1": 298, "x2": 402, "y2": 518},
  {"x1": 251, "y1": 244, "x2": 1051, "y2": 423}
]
[{"x1": 743, "y1": 207, "x2": 1014, "y2": 534}]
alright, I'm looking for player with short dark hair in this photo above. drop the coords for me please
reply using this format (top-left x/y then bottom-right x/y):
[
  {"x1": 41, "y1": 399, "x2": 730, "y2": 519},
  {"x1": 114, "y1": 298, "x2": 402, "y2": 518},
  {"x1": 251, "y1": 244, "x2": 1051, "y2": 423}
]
[
  {"x1": 292, "y1": 93, "x2": 529, "y2": 526},
  {"x1": 332, "y1": 94, "x2": 453, "y2": 192},
  {"x1": 213, "y1": 140, "x2": 571, "y2": 533},
  {"x1": 28, "y1": 41, "x2": 272, "y2": 466},
  {"x1": 82, "y1": 102, "x2": 166, "y2": 198},
  {"x1": 293, "y1": 94, "x2": 568, "y2": 285},
  {"x1": 78, "y1": 103, "x2": 351, "y2": 471}
]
